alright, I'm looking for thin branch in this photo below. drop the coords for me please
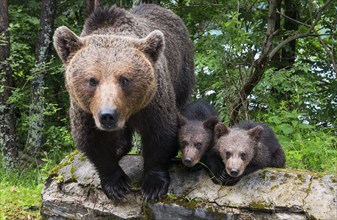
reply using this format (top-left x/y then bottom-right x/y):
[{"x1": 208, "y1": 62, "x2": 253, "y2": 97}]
[
  {"x1": 277, "y1": 9, "x2": 310, "y2": 28},
  {"x1": 273, "y1": 0, "x2": 336, "y2": 75},
  {"x1": 230, "y1": 0, "x2": 278, "y2": 125},
  {"x1": 269, "y1": 0, "x2": 333, "y2": 58}
]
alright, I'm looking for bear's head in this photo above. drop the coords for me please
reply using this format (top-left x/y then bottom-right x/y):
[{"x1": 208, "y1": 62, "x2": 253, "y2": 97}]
[
  {"x1": 214, "y1": 122, "x2": 263, "y2": 178},
  {"x1": 53, "y1": 26, "x2": 164, "y2": 131},
  {"x1": 178, "y1": 116, "x2": 219, "y2": 167}
]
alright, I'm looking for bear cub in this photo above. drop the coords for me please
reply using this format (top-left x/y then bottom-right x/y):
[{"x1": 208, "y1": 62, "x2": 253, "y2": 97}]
[
  {"x1": 178, "y1": 100, "x2": 219, "y2": 167},
  {"x1": 214, "y1": 121, "x2": 285, "y2": 185}
]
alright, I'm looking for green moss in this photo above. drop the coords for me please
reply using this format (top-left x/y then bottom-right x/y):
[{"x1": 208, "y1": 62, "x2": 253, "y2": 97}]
[
  {"x1": 297, "y1": 174, "x2": 306, "y2": 183},
  {"x1": 258, "y1": 170, "x2": 268, "y2": 179},
  {"x1": 49, "y1": 150, "x2": 79, "y2": 176},
  {"x1": 160, "y1": 193, "x2": 199, "y2": 209},
  {"x1": 307, "y1": 214, "x2": 317, "y2": 220},
  {"x1": 284, "y1": 173, "x2": 292, "y2": 179},
  {"x1": 78, "y1": 154, "x2": 86, "y2": 162},
  {"x1": 70, "y1": 165, "x2": 76, "y2": 181},
  {"x1": 331, "y1": 177, "x2": 337, "y2": 183},
  {"x1": 56, "y1": 174, "x2": 64, "y2": 184},
  {"x1": 271, "y1": 185, "x2": 279, "y2": 191},
  {"x1": 141, "y1": 203, "x2": 155, "y2": 220},
  {"x1": 249, "y1": 202, "x2": 273, "y2": 210},
  {"x1": 132, "y1": 180, "x2": 142, "y2": 189}
]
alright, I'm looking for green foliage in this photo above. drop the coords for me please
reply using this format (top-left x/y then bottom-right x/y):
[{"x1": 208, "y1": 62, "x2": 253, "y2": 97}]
[
  {"x1": 168, "y1": 0, "x2": 337, "y2": 174},
  {"x1": 256, "y1": 103, "x2": 337, "y2": 174},
  {"x1": 2, "y1": 0, "x2": 336, "y2": 217},
  {"x1": 0, "y1": 156, "x2": 42, "y2": 219}
]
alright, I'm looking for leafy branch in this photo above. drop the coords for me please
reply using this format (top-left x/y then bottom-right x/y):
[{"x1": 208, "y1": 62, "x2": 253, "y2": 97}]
[{"x1": 230, "y1": 0, "x2": 334, "y2": 125}]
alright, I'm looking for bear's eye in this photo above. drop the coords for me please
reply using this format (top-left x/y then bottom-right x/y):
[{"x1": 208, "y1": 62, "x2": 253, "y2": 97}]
[
  {"x1": 225, "y1": 151, "x2": 231, "y2": 159},
  {"x1": 240, "y1": 152, "x2": 247, "y2": 161},
  {"x1": 180, "y1": 141, "x2": 188, "y2": 148},
  {"x1": 195, "y1": 143, "x2": 202, "y2": 150},
  {"x1": 89, "y1": 77, "x2": 99, "y2": 87},
  {"x1": 119, "y1": 76, "x2": 130, "y2": 89}
]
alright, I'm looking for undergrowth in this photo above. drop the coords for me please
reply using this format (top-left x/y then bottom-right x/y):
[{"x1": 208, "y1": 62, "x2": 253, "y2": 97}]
[
  {"x1": 0, "y1": 148, "x2": 72, "y2": 219},
  {"x1": 0, "y1": 164, "x2": 43, "y2": 219}
]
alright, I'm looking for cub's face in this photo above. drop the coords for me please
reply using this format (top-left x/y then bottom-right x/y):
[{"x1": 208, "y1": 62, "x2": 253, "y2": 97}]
[
  {"x1": 178, "y1": 122, "x2": 211, "y2": 167},
  {"x1": 53, "y1": 26, "x2": 164, "y2": 131},
  {"x1": 214, "y1": 123, "x2": 263, "y2": 178},
  {"x1": 178, "y1": 116, "x2": 219, "y2": 167}
]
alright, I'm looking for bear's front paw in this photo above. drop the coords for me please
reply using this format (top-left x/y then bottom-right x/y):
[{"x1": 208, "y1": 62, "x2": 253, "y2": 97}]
[
  {"x1": 141, "y1": 169, "x2": 170, "y2": 202},
  {"x1": 100, "y1": 167, "x2": 131, "y2": 200}
]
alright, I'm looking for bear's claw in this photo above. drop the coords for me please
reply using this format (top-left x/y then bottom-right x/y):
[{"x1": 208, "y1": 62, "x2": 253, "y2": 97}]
[
  {"x1": 141, "y1": 169, "x2": 170, "y2": 202},
  {"x1": 100, "y1": 167, "x2": 131, "y2": 200}
]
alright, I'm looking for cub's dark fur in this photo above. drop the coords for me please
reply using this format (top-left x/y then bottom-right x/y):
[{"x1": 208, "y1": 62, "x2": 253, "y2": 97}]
[{"x1": 178, "y1": 100, "x2": 219, "y2": 167}]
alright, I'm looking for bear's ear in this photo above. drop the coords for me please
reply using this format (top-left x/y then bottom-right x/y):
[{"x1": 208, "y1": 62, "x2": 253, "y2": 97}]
[
  {"x1": 247, "y1": 125, "x2": 263, "y2": 141},
  {"x1": 214, "y1": 122, "x2": 229, "y2": 139},
  {"x1": 203, "y1": 116, "x2": 219, "y2": 130},
  {"x1": 177, "y1": 114, "x2": 187, "y2": 128},
  {"x1": 53, "y1": 26, "x2": 84, "y2": 65},
  {"x1": 137, "y1": 30, "x2": 164, "y2": 62}
]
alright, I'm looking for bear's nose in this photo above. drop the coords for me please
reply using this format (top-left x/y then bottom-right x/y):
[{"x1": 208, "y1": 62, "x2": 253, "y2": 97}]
[
  {"x1": 229, "y1": 169, "x2": 239, "y2": 177},
  {"x1": 183, "y1": 157, "x2": 194, "y2": 167},
  {"x1": 99, "y1": 108, "x2": 118, "y2": 129}
]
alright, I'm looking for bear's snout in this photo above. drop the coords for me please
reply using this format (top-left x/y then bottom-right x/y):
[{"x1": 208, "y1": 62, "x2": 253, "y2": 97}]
[
  {"x1": 228, "y1": 168, "x2": 240, "y2": 177},
  {"x1": 98, "y1": 108, "x2": 119, "y2": 130},
  {"x1": 183, "y1": 156, "x2": 194, "y2": 167}
]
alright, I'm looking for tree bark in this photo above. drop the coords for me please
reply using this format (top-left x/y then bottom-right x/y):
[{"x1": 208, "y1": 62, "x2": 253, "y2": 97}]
[
  {"x1": 25, "y1": 0, "x2": 57, "y2": 159},
  {"x1": 282, "y1": 0, "x2": 298, "y2": 67},
  {"x1": 0, "y1": 0, "x2": 19, "y2": 169}
]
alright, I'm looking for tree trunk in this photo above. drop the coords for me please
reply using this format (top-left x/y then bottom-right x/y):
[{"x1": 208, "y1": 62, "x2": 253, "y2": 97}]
[
  {"x1": 25, "y1": 0, "x2": 57, "y2": 159},
  {"x1": 0, "y1": 0, "x2": 19, "y2": 169},
  {"x1": 282, "y1": 0, "x2": 298, "y2": 67},
  {"x1": 270, "y1": 0, "x2": 282, "y2": 68}
]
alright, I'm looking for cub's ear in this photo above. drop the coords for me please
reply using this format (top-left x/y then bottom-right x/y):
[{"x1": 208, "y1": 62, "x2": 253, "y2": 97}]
[
  {"x1": 53, "y1": 26, "x2": 83, "y2": 65},
  {"x1": 203, "y1": 116, "x2": 219, "y2": 130},
  {"x1": 137, "y1": 30, "x2": 164, "y2": 62},
  {"x1": 247, "y1": 125, "x2": 263, "y2": 141},
  {"x1": 214, "y1": 122, "x2": 229, "y2": 139},
  {"x1": 177, "y1": 114, "x2": 187, "y2": 128}
]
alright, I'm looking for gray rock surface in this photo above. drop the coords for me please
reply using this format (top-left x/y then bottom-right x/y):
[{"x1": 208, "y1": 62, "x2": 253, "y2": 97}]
[{"x1": 41, "y1": 152, "x2": 337, "y2": 220}]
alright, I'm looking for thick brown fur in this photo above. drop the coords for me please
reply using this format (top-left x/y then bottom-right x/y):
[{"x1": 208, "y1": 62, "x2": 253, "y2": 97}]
[
  {"x1": 177, "y1": 100, "x2": 219, "y2": 167},
  {"x1": 213, "y1": 121, "x2": 285, "y2": 185},
  {"x1": 53, "y1": 4, "x2": 194, "y2": 201}
]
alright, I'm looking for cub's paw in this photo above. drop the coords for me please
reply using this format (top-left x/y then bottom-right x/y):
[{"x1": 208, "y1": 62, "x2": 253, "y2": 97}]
[
  {"x1": 141, "y1": 169, "x2": 170, "y2": 202},
  {"x1": 100, "y1": 167, "x2": 131, "y2": 200},
  {"x1": 211, "y1": 170, "x2": 240, "y2": 186}
]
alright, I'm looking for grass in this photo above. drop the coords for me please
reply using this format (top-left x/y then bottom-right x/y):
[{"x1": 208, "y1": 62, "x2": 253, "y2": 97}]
[
  {"x1": 0, "y1": 150, "x2": 70, "y2": 220},
  {"x1": 0, "y1": 166, "x2": 44, "y2": 219}
]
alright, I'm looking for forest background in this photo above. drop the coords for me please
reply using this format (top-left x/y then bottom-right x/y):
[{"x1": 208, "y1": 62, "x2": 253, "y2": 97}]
[{"x1": 0, "y1": 0, "x2": 336, "y2": 218}]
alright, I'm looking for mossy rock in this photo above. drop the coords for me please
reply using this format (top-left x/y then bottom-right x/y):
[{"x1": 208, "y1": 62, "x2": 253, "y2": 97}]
[{"x1": 42, "y1": 154, "x2": 337, "y2": 220}]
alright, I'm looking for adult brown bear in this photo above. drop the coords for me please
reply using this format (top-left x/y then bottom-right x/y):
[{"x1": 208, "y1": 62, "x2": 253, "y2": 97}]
[{"x1": 53, "y1": 4, "x2": 194, "y2": 201}]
